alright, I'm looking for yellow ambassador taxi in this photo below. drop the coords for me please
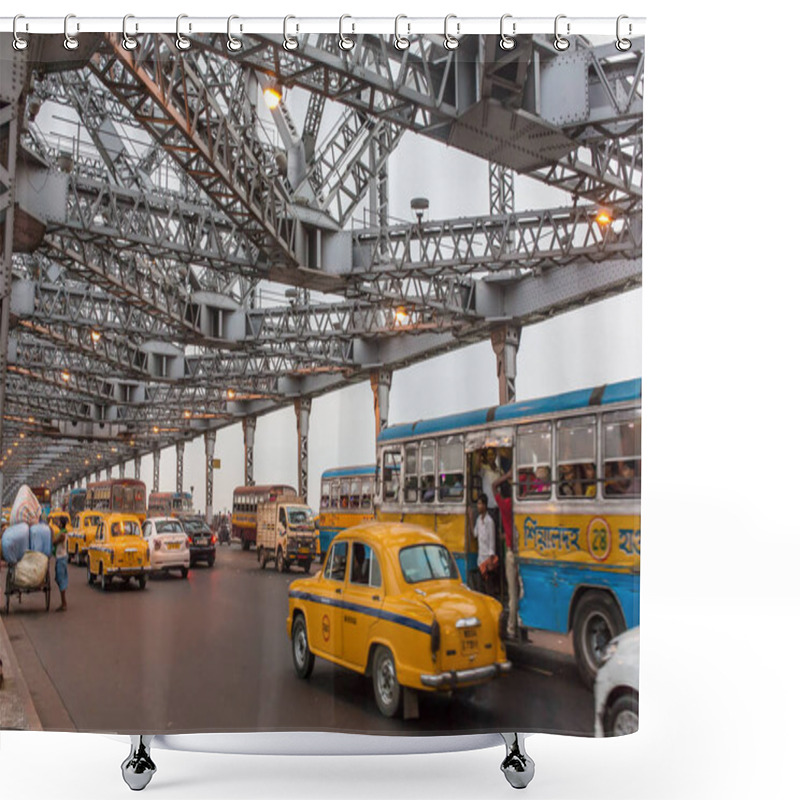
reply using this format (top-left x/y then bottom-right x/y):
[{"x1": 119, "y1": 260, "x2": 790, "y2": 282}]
[
  {"x1": 86, "y1": 513, "x2": 150, "y2": 591},
  {"x1": 287, "y1": 521, "x2": 511, "y2": 718},
  {"x1": 67, "y1": 510, "x2": 107, "y2": 565}
]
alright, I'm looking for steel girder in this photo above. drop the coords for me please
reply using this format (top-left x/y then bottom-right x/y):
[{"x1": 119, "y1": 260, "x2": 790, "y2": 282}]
[
  {"x1": 197, "y1": 33, "x2": 643, "y2": 209},
  {"x1": 87, "y1": 34, "x2": 310, "y2": 286}
]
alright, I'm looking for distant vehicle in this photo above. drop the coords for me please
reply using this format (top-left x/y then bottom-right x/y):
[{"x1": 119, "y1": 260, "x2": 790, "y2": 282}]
[
  {"x1": 66, "y1": 510, "x2": 107, "y2": 565},
  {"x1": 86, "y1": 513, "x2": 150, "y2": 591},
  {"x1": 317, "y1": 465, "x2": 376, "y2": 560},
  {"x1": 256, "y1": 493, "x2": 316, "y2": 574},
  {"x1": 147, "y1": 491, "x2": 194, "y2": 518},
  {"x1": 47, "y1": 511, "x2": 71, "y2": 539},
  {"x1": 232, "y1": 485, "x2": 296, "y2": 551},
  {"x1": 142, "y1": 517, "x2": 191, "y2": 578},
  {"x1": 594, "y1": 626, "x2": 639, "y2": 737},
  {"x1": 181, "y1": 516, "x2": 217, "y2": 567},
  {"x1": 66, "y1": 488, "x2": 87, "y2": 517},
  {"x1": 287, "y1": 521, "x2": 510, "y2": 718},
  {"x1": 87, "y1": 479, "x2": 147, "y2": 522}
]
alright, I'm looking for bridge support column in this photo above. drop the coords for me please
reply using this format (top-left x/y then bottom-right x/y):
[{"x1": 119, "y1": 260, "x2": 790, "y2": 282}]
[
  {"x1": 242, "y1": 418, "x2": 256, "y2": 486},
  {"x1": 134, "y1": 454, "x2": 141, "y2": 481},
  {"x1": 370, "y1": 369, "x2": 392, "y2": 444},
  {"x1": 95, "y1": 470, "x2": 101, "y2": 483},
  {"x1": 294, "y1": 398, "x2": 311, "y2": 501},
  {"x1": 119, "y1": 462, "x2": 125, "y2": 478},
  {"x1": 152, "y1": 447, "x2": 160, "y2": 493},
  {"x1": 204, "y1": 430, "x2": 216, "y2": 525},
  {"x1": 105, "y1": 467, "x2": 112, "y2": 481},
  {"x1": 176, "y1": 440, "x2": 185, "y2": 494},
  {"x1": 491, "y1": 325, "x2": 520, "y2": 406}
]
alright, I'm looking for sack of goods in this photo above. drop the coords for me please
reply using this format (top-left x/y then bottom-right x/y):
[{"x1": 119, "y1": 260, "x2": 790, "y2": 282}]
[
  {"x1": 1, "y1": 522, "x2": 30, "y2": 566},
  {"x1": 9, "y1": 485, "x2": 42, "y2": 526},
  {"x1": 29, "y1": 523, "x2": 53, "y2": 557},
  {"x1": 13, "y1": 551, "x2": 50, "y2": 588}
]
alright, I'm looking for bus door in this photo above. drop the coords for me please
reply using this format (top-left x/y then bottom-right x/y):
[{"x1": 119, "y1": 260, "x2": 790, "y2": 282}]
[{"x1": 464, "y1": 429, "x2": 514, "y2": 595}]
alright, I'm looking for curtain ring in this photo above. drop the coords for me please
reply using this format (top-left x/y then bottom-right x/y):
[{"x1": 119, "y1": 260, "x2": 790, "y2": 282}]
[
  {"x1": 12, "y1": 15, "x2": 28, "y2": 51},
  {"x1": 339, "y1": 15, "x2": 355, "y2": 51},
  {"x1": 394, "y1": 15, "x2": 410, "y2": 50},
  {"x1": 615, "y1": 15, "x2": 632, "y2": 51},
  {"x1": 499, "y1": 14, "x2": 516, "y2": 51},
  {"x1": 64, "y1": 14, "x2": 79, "y2": 51},
  {"x1": 176, "y1": 14, "x2": 191, "y2": 50},
  {"x1": 122, "y1": 15, "x2": 138, "y2": 51},
  {"x1": 443, "y1": 14, "x2": 459, "y2": 50},
  {"x1": 227, "y1": 15, "x2": 243, "y2": 51},
  {"x1": 553, "y1": 14, "x2": 570, "y2": 51},
  {"x1": 283, "y1": 15, "x2": 299, "y2": 51}
]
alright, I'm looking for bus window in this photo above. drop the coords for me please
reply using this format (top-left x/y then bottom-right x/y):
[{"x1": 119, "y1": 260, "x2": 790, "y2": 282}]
[
  {"x1": 603, "y1": 410, "x2": 642, "y2": 497},
  {"x1": 347, "y1": 479, "x2": 361, "y2": 509},
  {"x1": 557, "y1": 416, "x2": 597, "y2": 498},
  {"x1": 320, "y1": 481, "x2": 331, "y2": 509},
  {"x1": 340, "y1": 480, "x2": 350, "y2": 509},
  {"x1": 361, "y1": 478, "x2": 373, "y2": 510},
  {"x1": 420, "y1": 441, "x2": 436, "y2": 503},
  {"x1": 517, "y1": 422, "x2": 552, "y2": 500},
  {"x1": 382, "y1": 451, "x2": 401, "y2": 502},
  {"x1": 404, "y1": 445, "x2": 418, "y2": 503},
  {"x1": 438, "y1": 438, "x2": 464, "y2": 502}
]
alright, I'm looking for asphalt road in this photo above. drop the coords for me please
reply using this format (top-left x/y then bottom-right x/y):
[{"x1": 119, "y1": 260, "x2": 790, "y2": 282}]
[{"x1": 1, "y1": 546, "x2": 594, "y2": 736}]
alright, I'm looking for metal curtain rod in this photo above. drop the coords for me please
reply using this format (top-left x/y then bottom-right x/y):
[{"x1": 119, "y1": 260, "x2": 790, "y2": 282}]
[{"x1": 0, "y1": 15, "x2": 646, "y2": 37}]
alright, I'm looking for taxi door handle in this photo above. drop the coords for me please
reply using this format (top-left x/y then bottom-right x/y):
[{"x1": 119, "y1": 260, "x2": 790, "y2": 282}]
[
  {"x1": 372, "y1": 595, "x2": 380, "y2": 602},
  {"x1": 335, "y1": 588, "x2": 342, "y2": 595}
]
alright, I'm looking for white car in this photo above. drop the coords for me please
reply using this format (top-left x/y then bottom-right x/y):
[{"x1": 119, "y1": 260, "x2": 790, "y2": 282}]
[
  {"x1": 594, "y1": 626, "x2": 639, "y2": 737},
  {"x1": 142, "y1": 517, "x2": 191, "y2": 578}
]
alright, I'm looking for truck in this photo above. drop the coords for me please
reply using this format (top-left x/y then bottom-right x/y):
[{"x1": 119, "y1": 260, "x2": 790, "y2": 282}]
[{"x1": 256, "y1": 493, "x2": 317, "y2": 574}]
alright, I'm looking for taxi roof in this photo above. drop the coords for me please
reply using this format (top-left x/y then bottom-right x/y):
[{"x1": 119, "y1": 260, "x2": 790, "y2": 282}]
[
  {"x1": 334, "y1": 521, "x2": 443, "y2": 550},
  {"x1": 104, "y1": 513, "x2": 142, "y2": 525}
]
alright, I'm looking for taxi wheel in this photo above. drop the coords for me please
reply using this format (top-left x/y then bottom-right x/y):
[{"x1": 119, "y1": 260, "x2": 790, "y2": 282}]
[
  {"x1": 87, "y1": 562, "x2": 94, "y2": 584},
  {"x1": 292, "y1": 615, "x2": 315, "y2": 679},
  {"x1": 372, "y1": 646, "x2": 402, "y2": 718},
  {"x1": 100, "y1": 566, "x2": 111, "y2": 592},
  {"x1": 137, "y1": 575, "x2": 147, "y2": 590}
]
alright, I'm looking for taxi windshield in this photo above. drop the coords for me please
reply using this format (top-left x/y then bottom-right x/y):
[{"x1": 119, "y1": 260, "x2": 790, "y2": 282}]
[
  {"x1": 112, "y1": 521, "x2": 141, "y2": 537},
  {"x1": 398, "y1": 544, "x2": 459, "y2": 584}
]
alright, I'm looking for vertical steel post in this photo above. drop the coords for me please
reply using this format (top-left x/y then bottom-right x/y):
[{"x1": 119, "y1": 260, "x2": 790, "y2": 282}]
[
  {"x1": 119, "y1": 461, "x2": 125, "y2": 478},
  {"x1": 0, "y1": 37, "x2": 24, "y2": 508},
  {"x1": 204, "y1": 430, "x2": 216, "y2": 524},
  {"x1": 242, "y1": 417, "x2": 256, "y2": 486},
  {"x1": 294, "y1": 398, "x2": 311, "y2": 501},
  {"x1": 491, "y1": 325, "x2": 521, "y2": 406},
  {"x1": 105, "y1": 467, "x2": 112, "y2": 481},
  {"x1": 152, "y1": 447, "x2": 160, "y2": 492},
  {"x1": 489, "y1": 162, "x2": 515, "y2": 256},
  {"x1": 370, "y1": 369, "x2": 392, "y2": 445},
  {"x1": 134, "y1": 454, "x2": 141, "y2": 481},
  {"x1": 94, "y1": 470, "x2": 101, "y2": 483},
  {"x1": 175, "y1": 440, "x2": 185, "y2": 493}
]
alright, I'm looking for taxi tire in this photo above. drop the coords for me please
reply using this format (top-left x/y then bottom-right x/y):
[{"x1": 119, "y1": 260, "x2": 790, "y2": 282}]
[
  {"x1": 180, "y1": 567, "x2": 189, "y2": 579},
  {"x1": 291, "y1": 615, "x2": 315, "y2": 679},
  {"x1": 372, "y1": 646, "x2": 402, "y2": 718},
  {"x1": 100, "y1": 566, "x2": 110, "y2": 592},
  {"x1": 572, "y1": 591, "x2": 625, "y2": 689},
  {"x1": 138, "y1": 575, "x2": 147, "y2": 590},
  {"x1": 87, "y1": 560, "x2": 95, "y2": 585}
]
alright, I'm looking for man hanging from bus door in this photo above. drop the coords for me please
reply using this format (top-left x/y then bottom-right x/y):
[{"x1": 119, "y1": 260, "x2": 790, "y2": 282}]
[
  {"x1": 492, "y1": 470, "x2": 518, "y2": 639},
  {"x1": 473, "y1": 493, "x2": 499, "y2": 598}
]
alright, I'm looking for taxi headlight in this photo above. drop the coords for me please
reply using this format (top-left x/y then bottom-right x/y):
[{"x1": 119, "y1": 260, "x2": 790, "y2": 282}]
[{"x1": 430, "y1": 618, "x2": 440, "y2": 657}]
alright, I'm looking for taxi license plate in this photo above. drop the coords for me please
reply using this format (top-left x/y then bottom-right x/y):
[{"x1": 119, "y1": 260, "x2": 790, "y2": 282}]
[
  {"x1": 461, "y1": 628, "x2": 479, "y2": 654},
  {"x1": 167, "y1": 543, "x2": 180, "y2": 550}
]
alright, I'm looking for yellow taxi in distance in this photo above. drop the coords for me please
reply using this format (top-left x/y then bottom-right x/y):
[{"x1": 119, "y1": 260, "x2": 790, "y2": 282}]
[
  {"x1": 48, "y1": 510, "x2": 71, "y2": 538},
  {"x1": 67, "y1": 510, "x2": 107, "y2": 565},
  {"x1": 86, "y1": 513, "x2": 150, "y2": 591},
  {"x1": 287, "y1": 522, "x2": 511, "y2": 718}
]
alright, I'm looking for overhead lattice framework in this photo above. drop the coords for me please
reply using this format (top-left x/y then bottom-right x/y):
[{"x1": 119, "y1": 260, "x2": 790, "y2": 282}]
[{"x1": 0, "y1": 31, "x2": 644, "y2": 501}]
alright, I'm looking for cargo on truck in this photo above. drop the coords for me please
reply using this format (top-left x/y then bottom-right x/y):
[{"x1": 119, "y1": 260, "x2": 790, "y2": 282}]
[{"x1": 256, "y1": 494, "x2": 316, "y2": 574}]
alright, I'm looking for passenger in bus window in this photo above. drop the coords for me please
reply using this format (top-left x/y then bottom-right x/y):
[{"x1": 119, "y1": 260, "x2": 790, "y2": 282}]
[
  {"x1": 558, "y1": 464, "x2": 581, "y2": 497},
  {"x1": 581, "y1": 463, "x2": 598, "y2": 497},
  {"x1": 606, "y1": 460, "x2": 640, "y2": 495}
]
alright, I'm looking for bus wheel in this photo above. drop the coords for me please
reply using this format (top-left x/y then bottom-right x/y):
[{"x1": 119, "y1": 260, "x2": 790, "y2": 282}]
[{"x1": 572, "y1": 591, "x2": 624, "y2": 689}]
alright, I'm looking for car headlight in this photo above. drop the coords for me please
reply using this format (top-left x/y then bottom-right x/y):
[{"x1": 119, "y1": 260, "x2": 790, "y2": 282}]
[{"x1": 598, "y1": 639, "x2": 618, "y2": 668}]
